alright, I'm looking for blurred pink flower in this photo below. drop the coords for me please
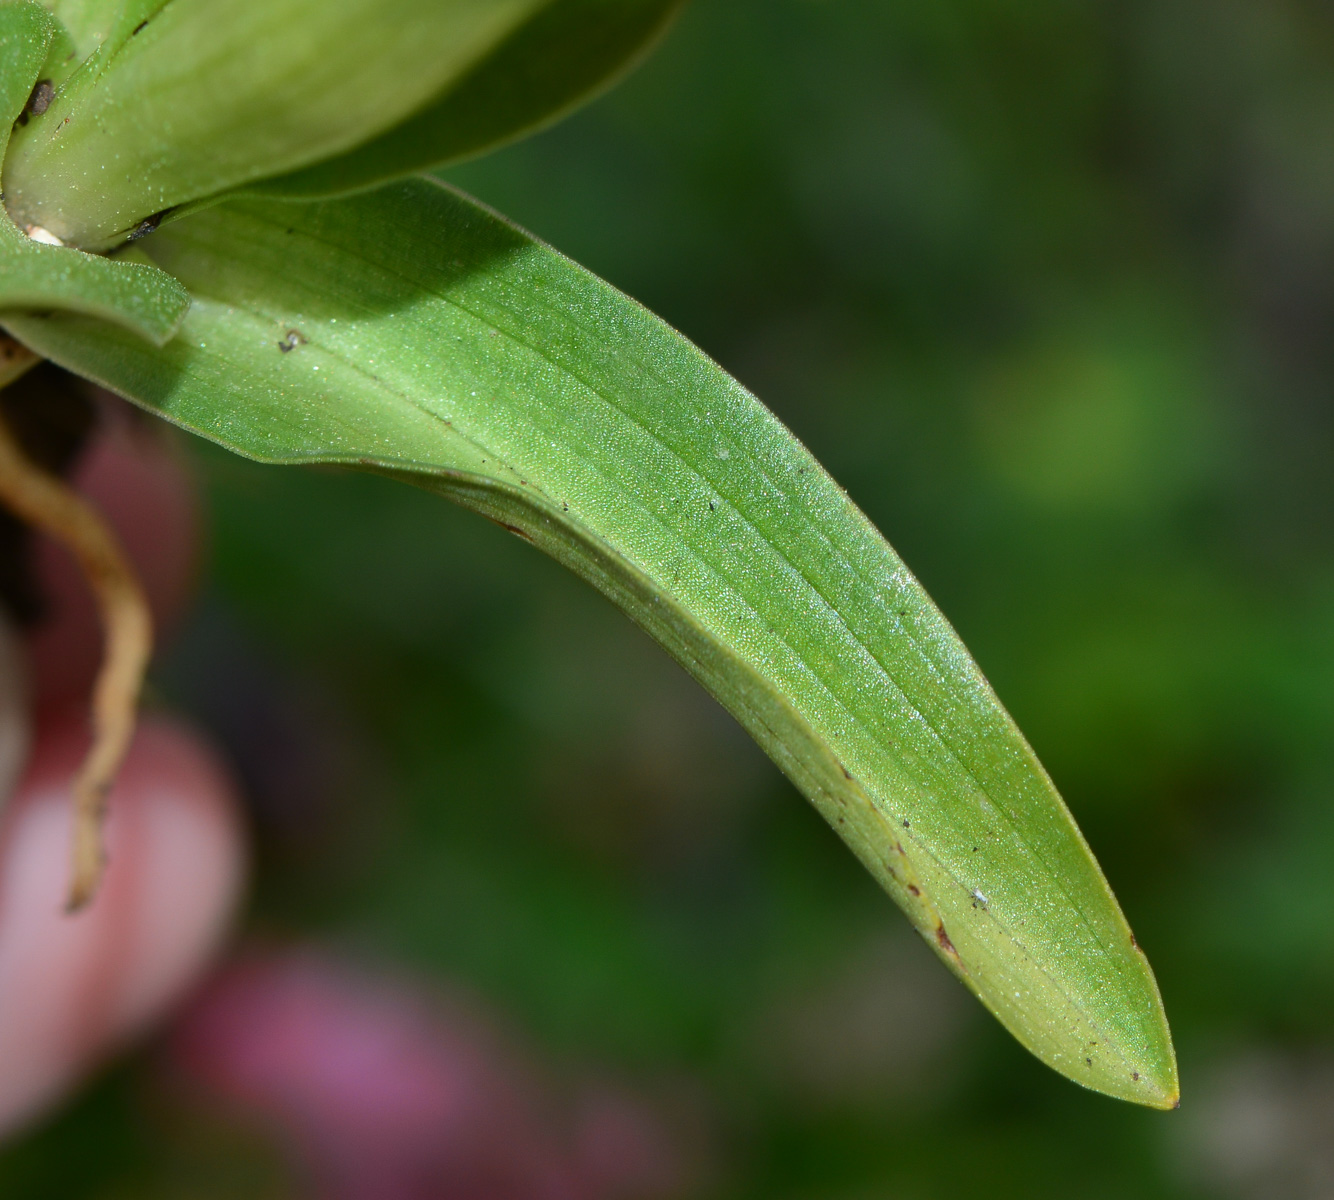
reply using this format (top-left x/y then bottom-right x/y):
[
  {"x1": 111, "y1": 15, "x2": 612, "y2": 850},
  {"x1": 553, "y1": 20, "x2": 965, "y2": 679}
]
[{"x1": 169, "y1": 949, "x2": 691, "y2": 1200}]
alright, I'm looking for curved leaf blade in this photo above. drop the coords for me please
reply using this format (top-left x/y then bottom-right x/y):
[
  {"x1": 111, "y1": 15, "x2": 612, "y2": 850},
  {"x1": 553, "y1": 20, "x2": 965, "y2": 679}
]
[
  {"x1": 4, "y1": 0, "x2": 546, "y2": 248},
  {"x1": 0, "y1": 0, "x2": 188, "y2": 342},
  {"x1": 2, "y1": 179, "x2": 1178, "y2": 1107},
  {"x1": 256, "y1": 0, "x2": 685, "y2": 200}
]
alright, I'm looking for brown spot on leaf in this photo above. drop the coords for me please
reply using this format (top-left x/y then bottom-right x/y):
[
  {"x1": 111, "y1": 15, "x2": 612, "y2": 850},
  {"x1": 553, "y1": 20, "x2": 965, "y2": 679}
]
[
  {"x1": 127, "y1": 208, "x2": 173, "y2": 241},
  {"x1": 935, "y1": 924, "x2": 957, "y2": 956},
  {"x1": 907, "y1": 884, "x2": 920, "y2": 897},
  {"x1": 278, "y1": 329, "x2": 308, "y2": 353},
  {"x1": 16, "y1": 79, "x2": 55, "y2": 126},
  {"x1": 28, "y1": 80, "x2": 54, "y2": 117}
]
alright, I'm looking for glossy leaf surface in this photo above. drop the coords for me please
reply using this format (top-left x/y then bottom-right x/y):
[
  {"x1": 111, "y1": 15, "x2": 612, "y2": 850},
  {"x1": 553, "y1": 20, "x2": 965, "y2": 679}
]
[
  {"x1": 2, "y1": 179, "x2": 1178, "y2": 1107},
  {"x1": 0, "y1": 1, "x2": 187, "y2": 342}
]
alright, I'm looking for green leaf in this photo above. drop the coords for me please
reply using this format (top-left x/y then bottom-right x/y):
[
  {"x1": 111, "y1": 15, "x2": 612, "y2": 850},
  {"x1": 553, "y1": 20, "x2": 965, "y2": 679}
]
[
  {"x1": 2, "y1": 179, "x2": 1178, "y2": 1107},
  {"x1": 40, "y1": 0, "x2": 111, "y2": 49},
  {"x1": 0, "y1": 3, "x2": 55, "y2": 127},
  {"x1": 41, "y1": 0, "x2": 167, "y2": 65},
  {"x1": 0, "y1": 0, "x2": 188, "y2": 343},
  {"x1": 42, "y1": 0, "x2": 120, "y2": 54},
  {"x1": 3, "y1": 0, "x2": 559, "y2": 249},
  {"x1": 256, "y1": 0, "x2": 685, "y2": 200}
]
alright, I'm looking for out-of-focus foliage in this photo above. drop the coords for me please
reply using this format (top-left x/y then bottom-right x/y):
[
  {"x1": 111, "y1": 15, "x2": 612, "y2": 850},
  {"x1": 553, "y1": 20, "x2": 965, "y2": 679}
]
[{"x1": 3, "y1": 0, "x2": 1334, "y2": 1194}]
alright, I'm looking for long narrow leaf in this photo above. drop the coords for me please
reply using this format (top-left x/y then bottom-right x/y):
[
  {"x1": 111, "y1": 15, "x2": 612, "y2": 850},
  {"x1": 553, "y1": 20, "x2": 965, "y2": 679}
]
[{"x1": 2, "y1": 179, "x2": 1178, "y2": 1106}]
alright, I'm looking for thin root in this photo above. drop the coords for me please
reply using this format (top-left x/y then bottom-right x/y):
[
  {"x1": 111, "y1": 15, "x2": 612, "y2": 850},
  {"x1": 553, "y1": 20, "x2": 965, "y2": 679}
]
[{"x1": 0, "y1": 375, "x2": 152, "y2": 910}]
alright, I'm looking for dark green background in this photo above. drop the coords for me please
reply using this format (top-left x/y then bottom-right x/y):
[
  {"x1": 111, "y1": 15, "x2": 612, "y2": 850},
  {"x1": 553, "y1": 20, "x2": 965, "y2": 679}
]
[{"x1": 5, "y1": 0, "x2": 1334, "y2": 1195}]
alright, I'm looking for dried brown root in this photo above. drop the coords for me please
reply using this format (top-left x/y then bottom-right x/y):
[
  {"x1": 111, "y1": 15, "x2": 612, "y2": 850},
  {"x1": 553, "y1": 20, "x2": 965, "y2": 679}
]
[{"x1": 0, "y1": 371, "x2": 153, "y2": 910}]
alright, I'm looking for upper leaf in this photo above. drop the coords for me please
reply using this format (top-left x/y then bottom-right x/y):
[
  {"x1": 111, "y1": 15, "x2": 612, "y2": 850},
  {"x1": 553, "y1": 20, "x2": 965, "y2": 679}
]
[
  {"x1": 40, "y1": 0, "x2": 169, "y2": 67},
  {"x1": 256, "y1": 0, "x2": 684, "y2": 200},
  {"x1": 4, "y1": 0, "x2": 546, "y2": 248},
  {"x1": 2, "y1": 178, "x2": 1178, "y2": 1107},
  {"x1": 0, "y1": 0, "x2": 187, "y2": 342},
  {"x1": 4, "y1": 0, "x2": 678, "y2": 248}
]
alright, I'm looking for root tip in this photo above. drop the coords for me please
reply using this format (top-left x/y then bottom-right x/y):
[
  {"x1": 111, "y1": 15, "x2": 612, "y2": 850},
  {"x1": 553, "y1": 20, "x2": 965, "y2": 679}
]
[{"x1": 64, "y1": 869, "x2": 103, "y2": 913}]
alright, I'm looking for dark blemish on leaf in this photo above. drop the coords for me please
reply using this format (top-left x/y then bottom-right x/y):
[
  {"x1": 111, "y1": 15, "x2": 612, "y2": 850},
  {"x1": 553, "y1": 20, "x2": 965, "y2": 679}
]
[
  {"x1": 28, "y1": 80, "x2": 54, "y2": 117},
  {"x1": 15, "y1": 80, "x2": 54, "y2": 126},
  {"x1": 278, "y1": 329, "x2": 308, "y2": 353},
  {"x1": 132, "y1": 19, "x2": 148, "y2": 33},
  {"x1": 972, "y1": 846, "x2": 979, "y2": 852},
  {"x1": 841, "y1": 765, "x2": 853, "y2": 780},
  {"x1": 501, "y1": 523, "x2": 532, "y2": 541},
  {"x1": 708, "y1": 500, "x2": 716, "y2": 511},
  {"x1": 836, "y1": 816, "x2": 845, "y2": 825},
  {"x1": 1132, "y1": 1071, "x2": 1140, "y2": 1082},
  {"x1": 1130, "y1": 933, "x2": 1139, "y2": 950},
  {"x1": 935, "y1": 924, "x2": 957, "y2": 956},
  {"x1": 907, "y1": 884, "x2": 920, "y2": 896},
  {"x1": 902, "y1": 819, "x2": 910, "y2": 828},
  {"x1": 127, "y1": 207, "x2": 173, "y2": 241},
  {"x1": 14, "y1": 80, "x2": 53, "y2": 129},
  {"x1": 1086, "y1": 1058, "x2": 1092, "y2": 1067}
]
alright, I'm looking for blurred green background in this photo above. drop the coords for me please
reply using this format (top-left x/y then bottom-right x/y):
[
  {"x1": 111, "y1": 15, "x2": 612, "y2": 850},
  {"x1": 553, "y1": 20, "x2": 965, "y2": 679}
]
[{"x1": 6, "y1": 0, "x2": 1334, "y2": 1194}]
